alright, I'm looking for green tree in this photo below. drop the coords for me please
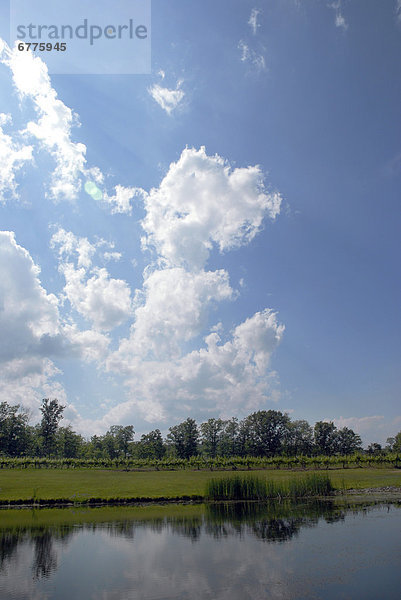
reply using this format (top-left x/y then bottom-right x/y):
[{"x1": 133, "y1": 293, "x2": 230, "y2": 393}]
[
  {"x1": 336, "y1": 427, "x2": 362, "y2": 455},
  {"x1": 219, "y1": 418, "x2": 239, "y2": 457},
  {"x1": 57, "y1": 426, "x2": 84, "y2": 458},
  {"x1": 240, "y1": 410, "x2": 291, "y2": 457},
  {"x1": 236, "y1": 418, "x2": 251, "y2": 457},
  {"x1": 386, "y1": 437, "x2": 395, "y2": 452},
  {"x1": 137, "y1": 429, "x2": 165, "y2": 459},
  {"x1": 313, "y1": 421, "x2": 338, "y2": 456},
  {"x1": 28, "y1": 424, "x2": 43, "y2": 457},
  {"x1": 102, "y1": 431, "x2": 118, "y2": 459},
  {"x1": 107, "y1": 425, "x2": 135, "y2": 458},
  {"x1": 0, "y1": 402, "x2": 30, "y2": 456},
  {"x1": 391, "y1": 431, "x2": 401, "y2": 453},
  {"x1": 167, "y1": 418, "x2": 198, "y2": 459},
  {"x1": 40, "y1": 399, "x2": 65, "y2": 457},
  {"x1": 366, "y1": 442, "x2": 383, "y2": 455},
  {"x1": 283, "y1": 419, "x2": 313, "y2": 456},
  {"x1": 200, "y1": 418, "x2": 225, "y2": 458},
  {"x1": 87, "y1": 434, "x2": 105, "y2": 459}
]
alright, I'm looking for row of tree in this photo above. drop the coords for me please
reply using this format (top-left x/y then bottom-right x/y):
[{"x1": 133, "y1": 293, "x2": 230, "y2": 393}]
[{"x1": 1, "y1": 399, "x2": 400, "y2": 460}]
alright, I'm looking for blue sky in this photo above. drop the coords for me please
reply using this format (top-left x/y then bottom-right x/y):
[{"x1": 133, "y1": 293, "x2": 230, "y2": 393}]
[{"x1": 0, "y1": 0, "x2": 400, "y2": 445}]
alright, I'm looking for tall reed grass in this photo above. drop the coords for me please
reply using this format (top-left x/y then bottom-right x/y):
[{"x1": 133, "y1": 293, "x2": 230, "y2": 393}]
[{"x1": 205, "y1": 473, "x2": 334, "y2": 501}]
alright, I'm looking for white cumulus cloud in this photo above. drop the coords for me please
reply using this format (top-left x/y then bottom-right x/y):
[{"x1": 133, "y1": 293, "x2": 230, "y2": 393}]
[
  {"x1": 0, "y1": 41, "x2": 286, "y2": 432},
  {"x1": 115, "y1": 267, "x2": 234, "y2": 360},
  {"x1": 142, "y1": 146, "x2": 281, "y2": 269},
  {"x1": 63, "y1": 324, "x2": 110, "y2": 363},
  {"x1": 51, "y1": 228, "x2": 133, "y2": 331},
  {"x1": 62, "y1": 265, "x2": 133, "y2": 331},
  {"x1": 105, "y1": 308, "x2": 284, "y2": 425},
  {"x1": 50, "y1": 227, "x2": 96, "y2": 269},
  {"x1": 0, "y1": 231, "x2": 61, "y2": 360},
  {"x1": 0, "y1": 229, "x2": 115, "y2": 416},
  {"x1": 0, "y1": 231, "x2": 68, "y2": 408},
  {"x1": 0, "y1": 357, "x2": 67, "y2": 416},
  {"x1": 98, "y1": 146, "x2": 285, "y2": 428},
  {"x1": 103, "y1": 184, "x2": 146, "y2": 215}
]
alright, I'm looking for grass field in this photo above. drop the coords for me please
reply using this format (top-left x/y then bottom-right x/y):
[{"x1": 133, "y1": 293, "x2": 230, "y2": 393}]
[{"x1": 0, "y1": 467, "x2": 400, "y2": 504}]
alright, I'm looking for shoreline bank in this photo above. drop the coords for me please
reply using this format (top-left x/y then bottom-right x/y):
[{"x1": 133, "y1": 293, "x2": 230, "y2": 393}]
[{"x1": 0, "y1": 486, "x2": 400, "y2": 509}]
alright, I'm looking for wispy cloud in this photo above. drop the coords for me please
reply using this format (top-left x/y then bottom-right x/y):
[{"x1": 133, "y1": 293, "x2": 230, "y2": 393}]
[
  {"x1": 328, "y1": 1, "x2": 348, "y2": 31},
  {"x1": 0, "y1": 39, "x2": 142, "y2": 210},
  {"x1": 103, "y1": 184, "x2": 145, "y2": 215},
  {"x1": 248, "y1": 8, "x2": 261, "y2": 35},
  {"x1": 396, "y1": 0, "x2": 401, "y2": 23},
  {"x1": 238, "y1": 40, "x2": 266, "y2": 72},
  {"x1": 335, "y1": 13, "x2": 348, "y2": 30},
  {"x1": 1, "y1": 42, "x2": 87, "y2": 200},
  {"x1": 239, "y1": 9, "x2": 266, "y2": 72},
  {"x1": 0, "y1": 113, "x2": 33, "y2": 201},
  {"x1": 148, "y1": 80, "x2": 185, "y2": 115},
  {"x1": 333, "y1": 415, "x2": 401, "y2": 446}
]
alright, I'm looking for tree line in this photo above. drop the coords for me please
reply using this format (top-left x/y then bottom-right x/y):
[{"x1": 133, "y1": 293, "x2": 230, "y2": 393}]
[{"x1": 1, "y1": 399, "x2": 400, "y2": 460}]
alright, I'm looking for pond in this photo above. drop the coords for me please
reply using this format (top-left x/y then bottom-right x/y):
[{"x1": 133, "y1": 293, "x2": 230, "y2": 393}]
[{"x1": 0, "y1": 499, "x2": 400, "y2": 599}]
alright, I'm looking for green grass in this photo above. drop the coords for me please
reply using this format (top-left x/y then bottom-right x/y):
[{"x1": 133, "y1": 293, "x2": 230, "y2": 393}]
[
  {"x1": 205, "y1": 473, "x2": 333, "y2": 500},
  {"x1": 0, "y1": 468, "x2": 399, "y2": 504}
]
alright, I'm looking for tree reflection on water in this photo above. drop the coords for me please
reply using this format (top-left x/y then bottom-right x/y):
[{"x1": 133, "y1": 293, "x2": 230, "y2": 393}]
[{"x1": 0, "y1": 499, "x2": 396, "y2": 580}]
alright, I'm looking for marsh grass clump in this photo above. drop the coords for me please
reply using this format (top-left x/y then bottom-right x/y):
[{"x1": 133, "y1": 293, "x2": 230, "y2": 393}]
[
  {"x1": 205, "y1": 475, "x2": 268, "y2": 501},
  {"x1": 205, "y1": 473, "x2": 334, "y2": 501},
  {"x1": 286, "y1": 473, "x2": 334, "y2": 499}
]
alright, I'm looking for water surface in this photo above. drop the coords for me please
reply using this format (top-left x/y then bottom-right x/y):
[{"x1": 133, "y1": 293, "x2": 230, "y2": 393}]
[{"x1": 0, "y1": 499, "x2": 400, "y2": 599}]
